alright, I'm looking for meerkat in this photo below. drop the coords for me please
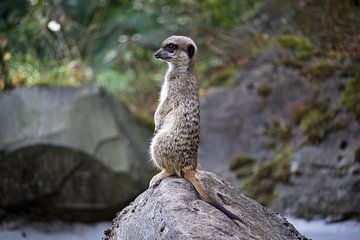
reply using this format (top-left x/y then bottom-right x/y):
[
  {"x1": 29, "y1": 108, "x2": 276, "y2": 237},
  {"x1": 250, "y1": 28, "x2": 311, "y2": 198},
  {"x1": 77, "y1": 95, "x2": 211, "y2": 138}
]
[{"x1": 149, "y1": 35, "x2": 240, "y2": 220}]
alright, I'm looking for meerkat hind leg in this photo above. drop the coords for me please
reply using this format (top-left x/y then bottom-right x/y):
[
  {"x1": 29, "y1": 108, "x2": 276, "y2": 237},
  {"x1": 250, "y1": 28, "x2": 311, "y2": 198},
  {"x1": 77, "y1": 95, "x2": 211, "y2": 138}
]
[{"x1": 149, "y1": 169, "x2": 175, "y2": 188}]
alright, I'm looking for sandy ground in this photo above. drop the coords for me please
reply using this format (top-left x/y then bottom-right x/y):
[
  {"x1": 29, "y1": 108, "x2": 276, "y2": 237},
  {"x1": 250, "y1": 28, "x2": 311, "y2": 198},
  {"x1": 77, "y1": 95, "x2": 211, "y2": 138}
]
[{"x1": 0, "y1": 218, "x2": 359, "y2": 240}]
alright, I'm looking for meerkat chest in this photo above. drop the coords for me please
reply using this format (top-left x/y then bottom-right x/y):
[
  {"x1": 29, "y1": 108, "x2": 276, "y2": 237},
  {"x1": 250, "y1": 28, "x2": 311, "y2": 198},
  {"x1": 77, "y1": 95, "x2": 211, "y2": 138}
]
[
  {"x1": 159, "y1": 63, "x2": 173, "y2": 104},
  {"x1": 159, "y1": 80, "x2": 168, "y2": 104}
]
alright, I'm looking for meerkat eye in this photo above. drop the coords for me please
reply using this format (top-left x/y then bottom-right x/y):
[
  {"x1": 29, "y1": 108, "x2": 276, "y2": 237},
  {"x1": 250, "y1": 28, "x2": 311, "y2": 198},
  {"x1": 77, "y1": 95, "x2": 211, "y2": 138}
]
[
  {"x1": 164, "y1": 43, "x2": 177, "y2": 52},
  {"x1": 168, "y1": 43, "x2": 177, "y2": 49}
]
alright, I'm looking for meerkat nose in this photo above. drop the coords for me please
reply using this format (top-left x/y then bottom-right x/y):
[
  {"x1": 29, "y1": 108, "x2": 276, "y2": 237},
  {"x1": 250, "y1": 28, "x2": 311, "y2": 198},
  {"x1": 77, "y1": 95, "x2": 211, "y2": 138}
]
[{"x1": 154, "y1": 52, "x2": 160, "y2": 58}]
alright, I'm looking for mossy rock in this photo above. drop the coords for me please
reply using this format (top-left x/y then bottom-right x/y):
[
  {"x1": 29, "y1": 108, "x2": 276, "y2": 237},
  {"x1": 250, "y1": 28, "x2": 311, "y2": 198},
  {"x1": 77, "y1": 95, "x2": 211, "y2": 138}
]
[
  {"x1": 289, "y1": 101, "x2": 312, "y2": 125},
  {"x1": 263, "y1": 120, "x2": 292, "y2": 149},
  {"x1": 235, "y1": 165, "x2": 255, "y2": 178},
  {"x1": 299, "y1": 106, "x2": 335, "y2": 144},
  {"x1": 340, "y1": 77, "x2": 360, "y2": 123},
  {"x1": 257, "y1": 85, "x2": 272, "y2": 97},
  {"x1": 277, "y1": 35, "x2": 313, "y2": 52},
  {"x1": 242, "y1": 148, "x2": 291, "y2": 206},
  {"x1": 277, "y1": 34, "x2": 320, "y2": 68},
  {"x1": 242, "y1": 178, "x2": 278, "y2": 207},
  {"x1": 280, "y1": 49, "x2": 320, "y2": 68},
  {"x1": 303, "y1": 60, "x2": 338, "y2": 82},
  {"x1": 229, "y1": 156, "x2": 256, "y2": 171},
  {"x1": 200, "y1": 65, "x2": 237, "y2": 89}
]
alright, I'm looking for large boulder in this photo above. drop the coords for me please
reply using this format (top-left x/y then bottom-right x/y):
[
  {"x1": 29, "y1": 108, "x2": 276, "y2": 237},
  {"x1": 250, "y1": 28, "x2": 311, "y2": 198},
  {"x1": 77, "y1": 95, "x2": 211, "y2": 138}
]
[
  {"x1": 272, "y1": 123, "x2": 360, "y2": 220},
  {"x1": 0, "y1": 85, "x2": 152, "y2": 221},
  {"x1": 199, "y1": 48, "x2": 306, "y2": 170},
  {"x1": 199, "y1": 45, "x2": 360, "y2": 221},
  {"x1": 103, "y1": 171, "x2": 308, "y2": 240}
]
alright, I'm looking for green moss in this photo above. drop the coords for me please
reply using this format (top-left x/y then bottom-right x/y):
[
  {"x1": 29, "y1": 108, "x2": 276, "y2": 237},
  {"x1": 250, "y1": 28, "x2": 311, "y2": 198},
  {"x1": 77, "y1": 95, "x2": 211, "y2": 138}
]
[
  {"x1": 281, "y1": 57, "x2": 303, "y2": 68},
  {"x1": 242, "y1": 147, "x2": 292, "y2": 206},
  {"x1": 281, "y1": 49, "x2": 320, "y2": 68},
  {"x1": 340, "y1": 77, "x2": 360, "y2": 123},
  {"x1": 229, "y1": 156, "x2": 256, "y2": 171},
  {"x1": 278, "y1": 35, "x2": 313, "y2": 52},
  {"x1": 304, "y1": 60, "x2": 338, "y2": 82},
  {"x1": 277, "y1": 34, "x2": 320, "y2": 68},
  {"x1": 293, "y1": 101, "x2": 343, "y2": 143},
  {"x1": 263, "y1": 120, "x2": 292, "y2": 149},
  {"x1": 257, "y1": 85, "x2": 272, "y2": 97},
  {"x1": 299, "y1": 106, "x2": 335, "y2": 144},
  {"x1": 236, "y1": 165, "x2": 255, "y2": 178}
]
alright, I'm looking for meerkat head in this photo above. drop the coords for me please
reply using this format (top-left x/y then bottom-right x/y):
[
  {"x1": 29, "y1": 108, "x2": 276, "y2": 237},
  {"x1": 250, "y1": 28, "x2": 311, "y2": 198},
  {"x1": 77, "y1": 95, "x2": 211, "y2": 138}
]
[{"x1": 154, "y1": 36, "x2": 197, "y2": 67}]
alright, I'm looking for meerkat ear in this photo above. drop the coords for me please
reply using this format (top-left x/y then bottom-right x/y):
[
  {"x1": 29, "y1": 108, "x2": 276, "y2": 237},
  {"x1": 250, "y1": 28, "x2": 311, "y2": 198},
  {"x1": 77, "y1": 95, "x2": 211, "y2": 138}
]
[{"x1": 187, "y1": 44, "x2": 195, "y2": 59}]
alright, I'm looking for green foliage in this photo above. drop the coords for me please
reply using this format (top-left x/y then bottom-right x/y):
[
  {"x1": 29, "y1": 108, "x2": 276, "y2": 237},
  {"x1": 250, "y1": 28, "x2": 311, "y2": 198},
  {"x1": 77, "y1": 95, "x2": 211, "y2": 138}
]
[
  {"x1": 0, "y1": 0, "x2": 264, "y2": 120},
  {"x1": 0, "y1": 0, "x2": 28, "y2": 31},
  {"x1": 341, "y1": 77, "x2": 360, "y2": 123},
  {"x1": 242, "y1": 147, "x2": 292, "y2": 206},
  {"x1": 7, "y1": 54, "x2": 86, "y2": 87},
  {"x1": 96, "y1": 69, "x2": 133, "y2": 94},
  {"x1": 304, "y1": 60, "x2": 338, "y2": 82},
  {"x1": 196, "y1": 0, "x2": 263, "y2": 28}
]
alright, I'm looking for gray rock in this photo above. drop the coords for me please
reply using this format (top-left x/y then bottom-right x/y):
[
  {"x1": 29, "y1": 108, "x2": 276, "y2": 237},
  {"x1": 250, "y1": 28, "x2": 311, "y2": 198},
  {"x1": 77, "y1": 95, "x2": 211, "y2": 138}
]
[
  {"x1": 199, "y1": 48, "x2": 308, "y2": 170},
  {"x1": 103, "y1": 171, "x2": 308, "y2": 240},
  {"x1": 199, "y1": 46, "x2": 360, "y2": 220},
  {"x1": 272, "y1": 123, "x2": 360, "y2": 221},
  {"x1": 0, "y1": 85, "x2": 152, "y2": 221}
]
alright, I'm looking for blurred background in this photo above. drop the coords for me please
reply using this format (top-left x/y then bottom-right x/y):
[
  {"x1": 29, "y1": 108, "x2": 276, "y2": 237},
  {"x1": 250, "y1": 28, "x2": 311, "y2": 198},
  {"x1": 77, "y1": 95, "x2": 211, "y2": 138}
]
[{"x1": 0, "y1": 0, "x2": 359, "y2": 239}]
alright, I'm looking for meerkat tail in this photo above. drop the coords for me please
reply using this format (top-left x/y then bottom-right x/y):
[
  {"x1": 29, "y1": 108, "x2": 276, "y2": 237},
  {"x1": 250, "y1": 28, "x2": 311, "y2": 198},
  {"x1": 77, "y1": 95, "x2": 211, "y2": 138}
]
[{"x1": 182, "y1": 169, "x2": 241, "y2": 221}]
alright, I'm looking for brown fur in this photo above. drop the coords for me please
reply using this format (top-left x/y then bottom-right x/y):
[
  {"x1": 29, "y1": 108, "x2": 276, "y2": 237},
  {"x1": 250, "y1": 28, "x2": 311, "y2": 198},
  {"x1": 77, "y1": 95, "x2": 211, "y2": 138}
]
[{"x1": 149, "y1": 36, "x2": 240, "y2": 220}]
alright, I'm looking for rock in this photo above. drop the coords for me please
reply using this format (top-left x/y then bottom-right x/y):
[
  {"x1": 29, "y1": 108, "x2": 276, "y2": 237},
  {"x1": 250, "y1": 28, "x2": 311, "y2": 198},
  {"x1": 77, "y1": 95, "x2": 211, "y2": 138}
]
[
  {"x1": 103, "y1": 171, "x2": 308, "y2": 240},
  {"x1": 199, "y1": 48, "x2": 307, "y2": 170},
  {"x1": 0, "y1": 85, "x2": 152, "y2": 221},
  {"x1": 272, "y1": 122, "x2": 360, "y2": 221},
  {"x1": 246, "y1": 0, "x2": 360, "y2": 50},
  {"x1": 199, "y1": 44, "x2": 360, "y2": 221}
]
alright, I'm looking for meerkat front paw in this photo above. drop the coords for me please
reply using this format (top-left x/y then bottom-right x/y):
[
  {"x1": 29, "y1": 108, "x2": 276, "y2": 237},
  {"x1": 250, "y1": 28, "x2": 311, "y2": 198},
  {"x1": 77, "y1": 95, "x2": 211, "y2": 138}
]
[{"x1": 149, "y1": 170, "x2": 173, "y2": 188}]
